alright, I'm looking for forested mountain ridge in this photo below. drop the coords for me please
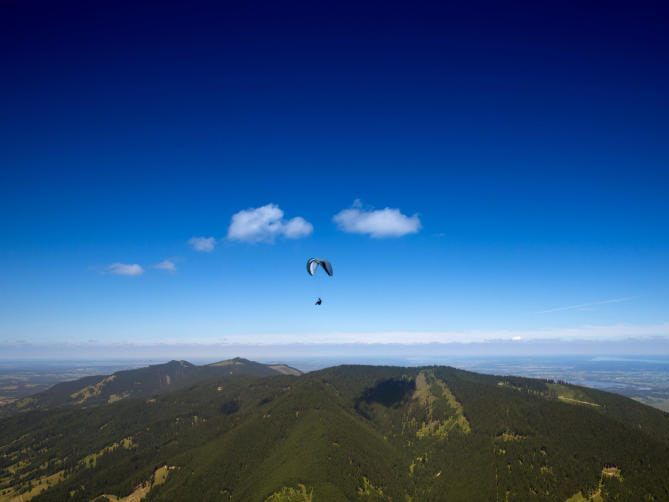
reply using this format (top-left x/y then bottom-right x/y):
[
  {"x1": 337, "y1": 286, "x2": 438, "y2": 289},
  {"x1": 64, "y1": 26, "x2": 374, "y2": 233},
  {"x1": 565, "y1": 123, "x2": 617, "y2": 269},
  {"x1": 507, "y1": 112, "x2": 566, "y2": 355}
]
[
  {"x1": 0, "y1": 358, "x2": 300, "y2": 416},
  {"x1": 1, "y1": 362, "x2": 668, "y2": 501}
]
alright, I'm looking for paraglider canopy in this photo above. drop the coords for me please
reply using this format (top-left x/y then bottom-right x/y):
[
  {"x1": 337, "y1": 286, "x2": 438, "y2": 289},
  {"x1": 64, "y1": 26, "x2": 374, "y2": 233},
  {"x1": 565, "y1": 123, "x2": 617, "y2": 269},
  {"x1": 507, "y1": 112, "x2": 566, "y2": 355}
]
[{"x1": 307, "y1": 258, "x2": 333, "y2": 276}]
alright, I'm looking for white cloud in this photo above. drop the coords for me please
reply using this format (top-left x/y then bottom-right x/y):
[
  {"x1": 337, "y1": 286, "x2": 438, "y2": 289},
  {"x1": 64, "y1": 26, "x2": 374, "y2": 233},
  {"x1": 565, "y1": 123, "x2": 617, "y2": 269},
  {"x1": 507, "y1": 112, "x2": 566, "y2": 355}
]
[
  {"x1": 282, "y1": 216, "x2": 313, "y2": 238},
  {"x1": 227, "y1": 203, "x2": 313, "y2": 243},
  {"x1": 107, "y1": 263, "x2": 143, "y2": 276},
  {"x1": 189, "y1": 236, "x2": 216, "y2": 252},
  {"x1": 333, "y1": 201, "x2": 421, "y2": 238},
  {"x1": 154, "y1": 259, "x2": 176, "y2": 272}
]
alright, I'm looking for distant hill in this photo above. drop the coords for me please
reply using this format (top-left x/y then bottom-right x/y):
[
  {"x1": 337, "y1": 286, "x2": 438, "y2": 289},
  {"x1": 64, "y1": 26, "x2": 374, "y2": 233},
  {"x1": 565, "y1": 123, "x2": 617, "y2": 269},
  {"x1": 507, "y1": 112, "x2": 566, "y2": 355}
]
[
  {"x1": 207, "y1": 357, "x2": 301, "y2": 376},
  {"x1": 0, "y1": 358, "x2": 301, "y2": 415},
  {"x1": 0, "y1": 362, "x2": 668, "y2": 501}
]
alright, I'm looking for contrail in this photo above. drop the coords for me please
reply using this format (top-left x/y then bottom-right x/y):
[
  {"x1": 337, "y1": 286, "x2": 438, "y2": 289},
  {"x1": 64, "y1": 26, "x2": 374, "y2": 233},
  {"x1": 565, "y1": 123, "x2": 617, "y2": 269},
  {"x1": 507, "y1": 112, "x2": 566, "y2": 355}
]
[{"x1": 535, "y1": 297, "x2": 635, "y2": 314}]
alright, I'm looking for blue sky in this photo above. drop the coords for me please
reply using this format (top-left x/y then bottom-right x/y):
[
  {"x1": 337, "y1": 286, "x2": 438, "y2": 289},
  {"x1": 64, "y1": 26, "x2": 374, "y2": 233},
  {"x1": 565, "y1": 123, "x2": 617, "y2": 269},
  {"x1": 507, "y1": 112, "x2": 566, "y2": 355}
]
[{"x1": 1, "y1": 1, "x2": 668, "y2": 355}]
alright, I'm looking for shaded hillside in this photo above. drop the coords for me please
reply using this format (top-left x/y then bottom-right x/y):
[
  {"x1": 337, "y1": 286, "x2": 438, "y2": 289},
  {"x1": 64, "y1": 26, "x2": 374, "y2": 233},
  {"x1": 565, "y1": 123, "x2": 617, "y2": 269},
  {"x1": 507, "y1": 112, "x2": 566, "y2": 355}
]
[
  {"x1": 0, "y1": 358, "x2": 300, "y2": 416},
  {"x1": 0, "y1": 363, "x2": 668, "y2": 501}
]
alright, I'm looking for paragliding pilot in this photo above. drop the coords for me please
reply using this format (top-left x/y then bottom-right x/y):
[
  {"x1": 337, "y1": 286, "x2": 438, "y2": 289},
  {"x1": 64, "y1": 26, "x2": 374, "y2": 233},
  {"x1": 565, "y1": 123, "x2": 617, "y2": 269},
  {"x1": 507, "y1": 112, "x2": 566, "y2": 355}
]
[{"x1": 307, "y1": 258, "x2": 332, "y2": 306}]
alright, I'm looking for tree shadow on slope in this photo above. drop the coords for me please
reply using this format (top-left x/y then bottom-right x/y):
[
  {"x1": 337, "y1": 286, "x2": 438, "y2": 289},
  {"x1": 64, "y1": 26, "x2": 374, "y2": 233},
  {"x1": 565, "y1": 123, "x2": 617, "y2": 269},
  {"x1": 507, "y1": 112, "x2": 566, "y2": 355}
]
[{"x1": 355, "y1": 377, "x2": 415, "y2": 419}]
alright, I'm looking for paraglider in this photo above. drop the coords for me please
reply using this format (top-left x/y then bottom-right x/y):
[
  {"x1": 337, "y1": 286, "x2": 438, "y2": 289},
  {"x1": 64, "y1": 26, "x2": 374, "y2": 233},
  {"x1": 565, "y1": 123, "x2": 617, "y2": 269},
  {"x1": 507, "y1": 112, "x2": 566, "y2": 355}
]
[
  {"x1": 306, "y1": 258, "x2": 333, "y2": 277},
  {"x1": 307, "y1": 258, "x2": 332, "y2": 305}
]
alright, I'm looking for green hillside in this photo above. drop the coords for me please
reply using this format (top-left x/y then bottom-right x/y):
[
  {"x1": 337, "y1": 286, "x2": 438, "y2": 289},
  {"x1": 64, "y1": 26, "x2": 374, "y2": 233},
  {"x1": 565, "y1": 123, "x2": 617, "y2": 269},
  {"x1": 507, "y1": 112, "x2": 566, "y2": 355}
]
[{"x1": 1, "y1": 363, "x2": 668, "y2": 501}]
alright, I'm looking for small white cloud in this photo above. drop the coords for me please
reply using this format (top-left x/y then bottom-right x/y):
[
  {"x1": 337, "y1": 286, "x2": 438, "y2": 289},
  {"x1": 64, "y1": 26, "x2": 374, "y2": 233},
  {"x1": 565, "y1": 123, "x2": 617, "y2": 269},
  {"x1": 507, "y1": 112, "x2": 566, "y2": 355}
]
[
  {"x1": 333, "y1": 201, "x2": 421, "y2": 238},
  {"x1": 107, "y1": 263, "x2": 143, "y2": 276},
  {"x1": 227, "y1": 204, "x2": 313, "y2": 243},
  {"x1": 282, "y1": 216, "x2": 313, "y2": 238},
  {"x1": 189, "y1": 236, "x2": 216, "y2": 252},
  {"x1": 154, "y1": 259, "x2": 176, "y2": 272}
]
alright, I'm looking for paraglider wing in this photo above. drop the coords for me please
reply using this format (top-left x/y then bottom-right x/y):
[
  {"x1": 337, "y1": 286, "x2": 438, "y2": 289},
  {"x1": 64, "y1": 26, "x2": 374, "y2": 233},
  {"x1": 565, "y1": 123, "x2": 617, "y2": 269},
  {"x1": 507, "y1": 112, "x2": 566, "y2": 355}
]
[
  {"x1": 306, "y1": 258, "x2": 320, "y2": 276},
  {"x1": 320, "y1": 260, "x2": 333, "y2": 276},
  {"x1": 306, "y1": 258, "x2": 333, "y2": 276}
]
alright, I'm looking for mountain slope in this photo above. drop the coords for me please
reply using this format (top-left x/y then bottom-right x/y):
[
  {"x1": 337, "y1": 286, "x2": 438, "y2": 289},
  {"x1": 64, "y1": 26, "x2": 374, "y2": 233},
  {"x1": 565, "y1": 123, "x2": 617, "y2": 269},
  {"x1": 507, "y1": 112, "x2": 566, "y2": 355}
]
[
  {"x1": 0, "y1": 363, "x2": 668, "y2": 501},
  {"x1": 1, "y1": 358, "x2": 300, "y2": 415}
]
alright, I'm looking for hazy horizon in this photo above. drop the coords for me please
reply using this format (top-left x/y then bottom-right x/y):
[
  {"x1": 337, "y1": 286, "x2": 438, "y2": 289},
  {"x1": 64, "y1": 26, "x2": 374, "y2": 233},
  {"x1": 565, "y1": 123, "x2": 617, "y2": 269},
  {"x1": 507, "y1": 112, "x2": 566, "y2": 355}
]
[{"x1": 3, "y1": 337, "x2": 669, "y2": 363}]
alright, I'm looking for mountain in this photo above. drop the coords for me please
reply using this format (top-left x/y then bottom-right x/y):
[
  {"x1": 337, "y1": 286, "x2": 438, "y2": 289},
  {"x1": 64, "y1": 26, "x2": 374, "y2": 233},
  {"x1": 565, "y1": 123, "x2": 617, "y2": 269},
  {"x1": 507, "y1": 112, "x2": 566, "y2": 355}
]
[
  {"x1": 0, "y1": 358, "x2": 301, "y2": 416},
  {"x1": 1, "y1": 362, "x2": 668, "y2": 501},
  {"x1": 207, "y1": 358, "x2": 301, "y2": 377}
]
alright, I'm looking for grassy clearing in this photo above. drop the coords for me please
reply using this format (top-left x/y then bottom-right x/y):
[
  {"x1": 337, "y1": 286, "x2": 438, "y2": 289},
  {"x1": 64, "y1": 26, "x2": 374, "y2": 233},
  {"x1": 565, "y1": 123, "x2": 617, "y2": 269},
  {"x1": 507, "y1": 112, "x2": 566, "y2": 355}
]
[
  {"x1": 495, "y1": 431, "x2": 526, "y2": 442},
  {"x1": 13, "y1": 398, "x2": 33, "y2": 410},
  {"x1": 0, "y1": 470, "x2": 65, "y2": 502},
  {"x1": 1, "y1": 437, "x2": 136, "y2": 501},
  {"x1": 413, "y1": 371, "x2": 471, "y2": 440},
  {"x1": 601, "y1": 466, "x2": 621, "y2": 479},
  {"x1": 5, "y1": 461, "x2": 29, "y2": 475},
  {"x1": 408, "y1": 454, "x2": 428, "y2": 476},
  {"x1": 95, "y1": 465, "x2": 174, "y2": 502},
  {"x1": 209, "y1": 360, "x2": 244, "y2": 367},
  {"x1": 79, "y1": 437, "x2": 136, "y2": 468},
  {"x1": 565, "y1": 492, "x2": 591, "y2": 502},
  {"x1": 565, "y1": 466, "x2": 622, "y2": 502},
  {"x1": 557, "y1": 396, "x2": 601, "y2": 407},
  {"x1": 565, "y1": 489, "x2": 604, "y2": 502},
  {"x1": 107, "y1": 392, "x2": 129, "y2": 404},
  {"x1": 268, "y1": 365, "x2": 301, "y2": 376},
  {"x1": 548, "y1": 384, "x2": 600, "y2": 408},
  {"x1": 265, "y1": 484, "x2": 313, "y2": 501},
  {"x1": 70, "y1": 375, "x2": 116, "y2": 404},
  {"x1": 412, "y1": 372, "x2": 431, "y2": 408},
  {"x1": 357, "y1": 476, "x2": 385, "y2": 498}
]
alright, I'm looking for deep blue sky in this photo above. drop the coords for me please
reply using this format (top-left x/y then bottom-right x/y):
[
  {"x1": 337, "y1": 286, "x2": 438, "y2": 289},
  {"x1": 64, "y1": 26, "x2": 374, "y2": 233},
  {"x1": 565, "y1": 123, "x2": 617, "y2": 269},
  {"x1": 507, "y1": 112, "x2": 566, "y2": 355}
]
[{"x1": 1, "y1": 1, "x2": 668, "y2": 351}]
